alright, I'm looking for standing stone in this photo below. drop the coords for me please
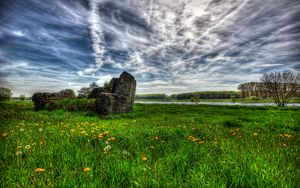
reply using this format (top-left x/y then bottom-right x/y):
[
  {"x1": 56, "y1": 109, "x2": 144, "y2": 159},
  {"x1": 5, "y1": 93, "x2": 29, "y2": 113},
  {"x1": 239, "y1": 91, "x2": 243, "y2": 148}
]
[
  {"x1": 114, "y1": 71, "x2": 136, "y2": 111},
  {"x1": 95, "y1": 71, "x2": 136, "y2": 114}
]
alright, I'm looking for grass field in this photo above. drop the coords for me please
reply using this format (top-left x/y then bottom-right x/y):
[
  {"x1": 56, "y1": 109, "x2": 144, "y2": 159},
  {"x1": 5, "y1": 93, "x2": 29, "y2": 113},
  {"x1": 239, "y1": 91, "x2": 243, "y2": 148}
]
[{"x1": 0, "y1": 101, "x2": 299, "y2": 187}]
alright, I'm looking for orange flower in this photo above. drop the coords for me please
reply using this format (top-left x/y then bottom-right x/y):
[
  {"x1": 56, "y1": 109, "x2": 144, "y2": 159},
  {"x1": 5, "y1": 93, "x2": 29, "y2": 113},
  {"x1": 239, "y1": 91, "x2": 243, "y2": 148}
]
[
  {"x1": 103, "y1": 131, "x2": 109, "y2": 135},
  {"x1": 83, "y1": 167, "x2": 91, "y2": 172},
  {"x1": 107, "y1": 137, "x2": 111, "y2": 141},
  {"x1": 98, "y1": 135, "x2": 104, "y2": 140},
  {"x1": 34, "y1": 168, "x2": 46, "y2": 173}
]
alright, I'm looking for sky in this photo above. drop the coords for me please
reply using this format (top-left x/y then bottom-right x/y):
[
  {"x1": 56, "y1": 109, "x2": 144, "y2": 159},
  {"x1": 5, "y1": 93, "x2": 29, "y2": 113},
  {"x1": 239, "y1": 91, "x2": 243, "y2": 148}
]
[{"x1": 0, "y1": 0, "x2": 300, "y2": 96}]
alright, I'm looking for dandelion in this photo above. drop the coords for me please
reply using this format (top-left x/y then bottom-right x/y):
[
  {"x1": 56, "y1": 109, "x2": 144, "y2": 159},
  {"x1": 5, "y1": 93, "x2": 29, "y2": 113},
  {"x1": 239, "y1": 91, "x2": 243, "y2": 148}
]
[
  {"x1": 282, "y1": 143, "x2": 288, "y2": 147},
  {"x1": 83, "y1": 168, "x2": 91, "y2": 172},
  {"x1": 98, "y1": 133, "x2": 104, "y2": 140},
  {"x1": 198, "y1": 141, "x2": 205, "y2": 144},
  {"x1": 104, "y1": 145, "x2": 112, "y2": 152},
  {"x1": 70, "y1": 129, "x2": 75, "y2": 133},
  {"x1": 103, "y1": 131, "x2": 109, "y2": 135},
  {"x1": 142, "y1": 156, "x2": 148, "y2": 161},
  {"x1": 2, "y1": 132, "x2": 8, "y2": 137},
  {"x1": 20, "y1": 128, "x2": 24, "y2": 132},
  {"x1": 25, "y1": 145, "x2": 31, "y2": 150},
  {"x1": 34, "y1": 168, "x2": 46, "y2": 173},
  {"x1": 122, "y1": 150, "x2": 130, "y2": 156},
  {"x1": 81, "y1": 131, "x2": 87, "y2": 134},
  {"x1": 149, "y1": 146, "x2": 155, "y2": 150},
  {"x1": 16, "y1": 151, "x2": 23, "y2": 156}
]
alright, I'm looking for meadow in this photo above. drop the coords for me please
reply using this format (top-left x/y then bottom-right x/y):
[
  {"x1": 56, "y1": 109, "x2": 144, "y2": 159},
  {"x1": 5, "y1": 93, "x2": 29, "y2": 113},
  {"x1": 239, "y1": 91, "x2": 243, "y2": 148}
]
[{"x1": 0, "y1": 101, "x2": 299, "y2": 187}]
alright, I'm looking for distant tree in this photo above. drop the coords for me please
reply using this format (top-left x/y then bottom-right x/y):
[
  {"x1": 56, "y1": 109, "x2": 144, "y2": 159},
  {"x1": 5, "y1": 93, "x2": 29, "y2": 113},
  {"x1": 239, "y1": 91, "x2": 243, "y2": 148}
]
[
  {"x1": 261, "y1": 70, "x2": 300, "y2": 107},
  {"x1": 58, "y1": 89, "x2": 76, "y2": 98},
  {"x1": 103, "y1": 81, "x2": 111, "y2": 90},
  {"x1": 0, "y1": 87, "x2": 12, "y2": 101},
  {"x1": 20, "y1": 95, "x2": 26, "y2": 101},
  {"x1": 78, "y1": 82, "x2": 99, "y2": 98}
]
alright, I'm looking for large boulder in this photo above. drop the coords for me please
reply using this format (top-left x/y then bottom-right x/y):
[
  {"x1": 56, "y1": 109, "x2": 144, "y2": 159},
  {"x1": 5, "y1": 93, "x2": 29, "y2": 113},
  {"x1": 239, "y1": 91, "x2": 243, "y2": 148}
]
[
  {"x1": 114, "y1": 71, "x2": 136, "y2": 110},
  {"x1": 95, "y1": 71, "x2": 136, "y2": 114},
  {"x1": 95, "y1": 93, "x2": 130, "y2": 114}
]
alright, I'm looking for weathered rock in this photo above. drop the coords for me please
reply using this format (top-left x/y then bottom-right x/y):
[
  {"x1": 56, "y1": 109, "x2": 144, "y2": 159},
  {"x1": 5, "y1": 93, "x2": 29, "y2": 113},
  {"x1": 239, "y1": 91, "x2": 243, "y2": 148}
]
[
  {"x1": 32, "y1": 90, "x2": 74, "y2": 110},
  {"x1": 114, "y1": 71, "x2": 136, "y2": 111},
  {"x1": 95, "y1": 93, "x2": 131, "y2": 114},
  {"x1": 88, "y1": 87, "x2": 107, "y2": 98},
  {"x1": 32, "y1": 93, "x2": 57, "y2": 110},
  {"x1": 95, "y1": 71, "x2": 136, "y2": 114}
]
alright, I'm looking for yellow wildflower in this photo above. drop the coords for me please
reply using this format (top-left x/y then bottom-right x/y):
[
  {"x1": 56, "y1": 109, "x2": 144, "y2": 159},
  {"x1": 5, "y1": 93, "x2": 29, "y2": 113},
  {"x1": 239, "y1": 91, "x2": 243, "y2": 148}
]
[
  {"x1": 34, "y1": 168, "x2": 46, "y2": 173},
  {"x1": 149, "y1": 146, "x2": 155, "y2": 150},
  {"x1": 198, "y1": 141, "x2": 205, "y2": 144},
  {"x1": 103, "y1": 131, "x2": 109, "y2": 135},
  {"x1": 282, "y1": 143, "x2": 288, "y2": 147},
  {"x1": 142, "y1": 156, "x2": 148, "y2": 161},
  {"x1": 83, "y1": 168, "x2": 91, "y2": 172},
  {"x1": 110, "y1": 137, "x2": 116, "y2": 141},
  {"x1": 2, "y1": 132, "x2": 8, "y2": 137}
]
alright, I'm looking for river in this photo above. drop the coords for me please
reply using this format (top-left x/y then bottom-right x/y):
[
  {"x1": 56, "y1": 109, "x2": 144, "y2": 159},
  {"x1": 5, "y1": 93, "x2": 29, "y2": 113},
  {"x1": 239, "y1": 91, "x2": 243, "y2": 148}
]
[{"x1": 135, "y1": 101, "x2": 300, "y2": 107}]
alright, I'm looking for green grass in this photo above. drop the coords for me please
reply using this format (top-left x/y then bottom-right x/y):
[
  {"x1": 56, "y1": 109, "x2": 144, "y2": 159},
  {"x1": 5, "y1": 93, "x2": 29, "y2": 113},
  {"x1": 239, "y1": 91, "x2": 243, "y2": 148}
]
[{"x1": 0, "y1": 101, "x2": 299, "y2": 187}]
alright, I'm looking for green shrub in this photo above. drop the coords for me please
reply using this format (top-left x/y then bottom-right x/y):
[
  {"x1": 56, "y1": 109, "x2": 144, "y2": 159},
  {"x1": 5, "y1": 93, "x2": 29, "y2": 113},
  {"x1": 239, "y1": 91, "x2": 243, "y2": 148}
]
[
  {"x1": 0, "y1": 87, "x2": 12, "y2": 101},
  {"x1": 20, "y1": 95, "x2": 26, "y2": 101}
]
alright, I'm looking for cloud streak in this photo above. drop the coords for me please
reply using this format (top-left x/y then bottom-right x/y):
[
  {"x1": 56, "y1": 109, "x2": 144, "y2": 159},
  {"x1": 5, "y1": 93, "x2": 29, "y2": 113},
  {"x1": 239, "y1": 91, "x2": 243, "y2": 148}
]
[{"x1": 88, "y1": 0, "x2": 105, "y2": 75}]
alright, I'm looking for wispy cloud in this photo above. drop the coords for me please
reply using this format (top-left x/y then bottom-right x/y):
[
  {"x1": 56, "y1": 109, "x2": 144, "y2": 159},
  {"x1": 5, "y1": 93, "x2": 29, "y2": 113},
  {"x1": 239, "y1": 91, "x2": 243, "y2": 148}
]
[{"x1": 0, "y1": 0, "x2": 299, "y2": 96}]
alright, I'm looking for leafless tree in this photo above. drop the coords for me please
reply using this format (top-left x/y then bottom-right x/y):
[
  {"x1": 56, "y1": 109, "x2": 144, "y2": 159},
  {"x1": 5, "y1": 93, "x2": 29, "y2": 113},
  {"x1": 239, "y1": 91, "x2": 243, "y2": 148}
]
[{"x1": 260, "y1": 70, "x2": 300, "y2": 107}]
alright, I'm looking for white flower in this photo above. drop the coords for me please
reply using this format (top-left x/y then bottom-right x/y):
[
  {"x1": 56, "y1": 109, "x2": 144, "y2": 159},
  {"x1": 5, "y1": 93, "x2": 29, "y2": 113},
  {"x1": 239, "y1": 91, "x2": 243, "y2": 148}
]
[
  {"x1": 38, "y1": 128, "x2": 43, "y2": 132},
  {"x1": 25, "y1": 145, "x2": 31, "y2": 150},
  {"x1": 20, "y1": 128, "x2": 25, "y2": 132},
  {"x1": 122, "y1": 150, "x2": 130, "y2": 156},
  {"x1": 105, "y1": 141, "x2": 110, "y2": 145},
  {"x1": 253, "y1": 133, "x2": 258, "y2": 136},
  {"x1": 104, "y1": 145, "x2": 112, "y2": 152},
  {"x1": 16, "y1": 151, "x2": 23, "y2": 156}
]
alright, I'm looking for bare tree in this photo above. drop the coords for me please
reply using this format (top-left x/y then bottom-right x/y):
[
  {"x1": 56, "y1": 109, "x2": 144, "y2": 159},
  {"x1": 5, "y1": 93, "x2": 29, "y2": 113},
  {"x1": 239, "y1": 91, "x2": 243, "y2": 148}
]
[{"x1": 261, "y1": 70, "x2": 300, "y2": 107}]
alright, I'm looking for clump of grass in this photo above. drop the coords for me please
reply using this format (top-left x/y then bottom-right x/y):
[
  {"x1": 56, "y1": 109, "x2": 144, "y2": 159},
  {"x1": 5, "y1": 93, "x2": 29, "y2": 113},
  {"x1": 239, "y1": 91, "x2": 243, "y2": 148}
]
[{"x1": 222, "y1": 119, "x2": 242, "y2": 128}]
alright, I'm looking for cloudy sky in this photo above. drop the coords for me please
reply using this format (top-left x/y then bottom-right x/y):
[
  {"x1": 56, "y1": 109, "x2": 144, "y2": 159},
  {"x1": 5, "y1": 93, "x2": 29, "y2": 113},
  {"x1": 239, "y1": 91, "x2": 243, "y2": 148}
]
[{"x1": 0, "y1": 0, "x2": 299, "y2": 96}]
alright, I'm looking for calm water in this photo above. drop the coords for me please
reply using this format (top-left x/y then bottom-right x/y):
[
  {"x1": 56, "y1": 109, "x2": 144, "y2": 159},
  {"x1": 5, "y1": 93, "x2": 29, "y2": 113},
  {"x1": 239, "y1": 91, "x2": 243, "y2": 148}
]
[{"x1": 135, "y1": 101, "x2": 300, "y2": 107}]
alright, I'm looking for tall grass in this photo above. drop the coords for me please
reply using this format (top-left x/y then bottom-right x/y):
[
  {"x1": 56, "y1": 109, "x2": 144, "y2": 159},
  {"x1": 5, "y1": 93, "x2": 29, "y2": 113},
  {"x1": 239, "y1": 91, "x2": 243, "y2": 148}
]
[{"x1": 0, "y1": 101, "x2": 299, "y2": 187}]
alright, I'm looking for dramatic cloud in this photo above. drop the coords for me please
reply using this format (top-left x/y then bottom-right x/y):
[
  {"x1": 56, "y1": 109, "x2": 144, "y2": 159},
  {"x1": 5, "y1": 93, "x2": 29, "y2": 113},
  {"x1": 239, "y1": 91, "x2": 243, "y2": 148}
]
[{"x1": 0, "y1": 0, "x2": 299, "y2": 96}]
